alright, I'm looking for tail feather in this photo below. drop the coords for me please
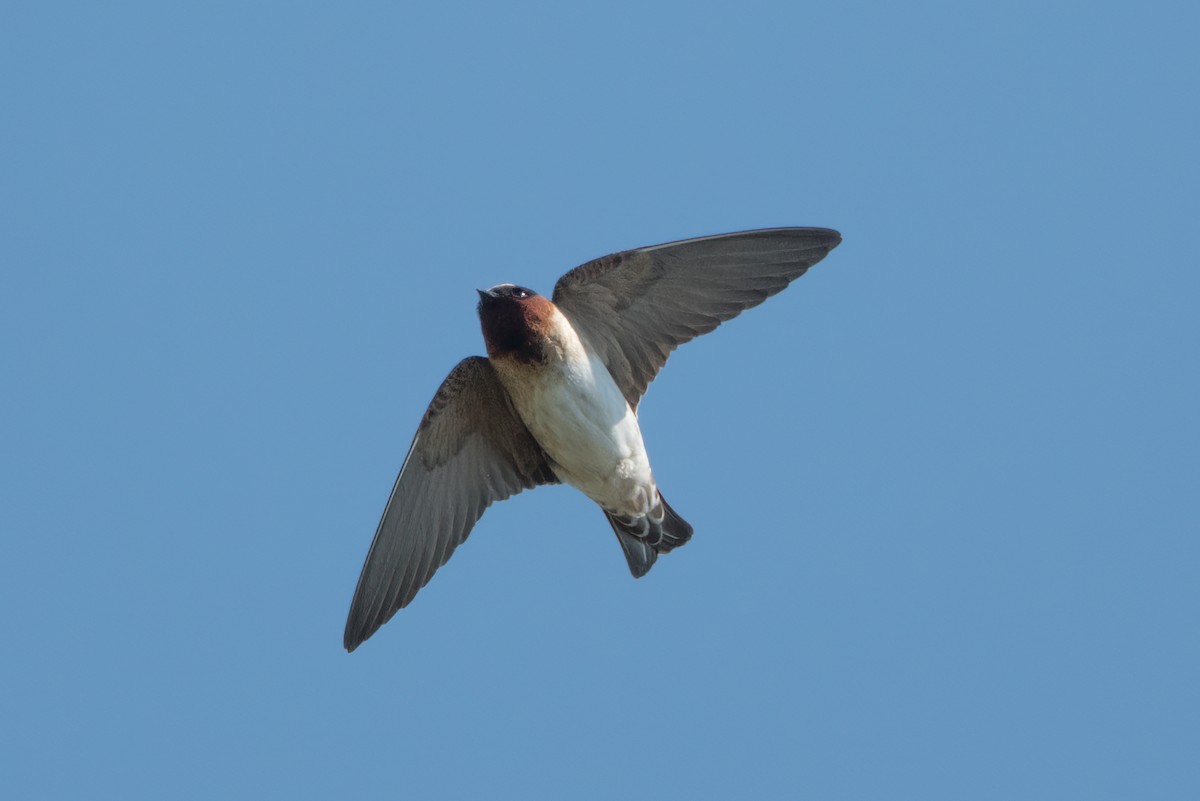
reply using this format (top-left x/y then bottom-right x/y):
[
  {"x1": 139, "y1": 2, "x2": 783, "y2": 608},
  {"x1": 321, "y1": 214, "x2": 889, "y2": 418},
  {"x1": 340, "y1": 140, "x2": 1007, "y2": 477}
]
[
  {"x1": 656, "y1": 494, "x2": 693, "y2": 553},
  {"x1": 612, "y1": 528, "x2": 657, "y2": 578},
  {"x1": 604, "y1": 491, "x2": 694, "y2": 578}
]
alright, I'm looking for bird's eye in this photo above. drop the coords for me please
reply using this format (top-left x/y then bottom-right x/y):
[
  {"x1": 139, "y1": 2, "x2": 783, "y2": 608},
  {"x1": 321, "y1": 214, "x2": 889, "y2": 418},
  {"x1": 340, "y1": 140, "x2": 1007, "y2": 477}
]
[{"x1": 513, "y1": 288, "x2": 529, "y2": 299}]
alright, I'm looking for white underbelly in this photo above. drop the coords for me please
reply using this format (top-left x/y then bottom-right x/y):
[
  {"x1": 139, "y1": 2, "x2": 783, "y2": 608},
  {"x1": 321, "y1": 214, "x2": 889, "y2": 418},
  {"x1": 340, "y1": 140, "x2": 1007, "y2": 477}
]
[{"x1": 505, "y1": 353, "x2": 656, "y2": 518}]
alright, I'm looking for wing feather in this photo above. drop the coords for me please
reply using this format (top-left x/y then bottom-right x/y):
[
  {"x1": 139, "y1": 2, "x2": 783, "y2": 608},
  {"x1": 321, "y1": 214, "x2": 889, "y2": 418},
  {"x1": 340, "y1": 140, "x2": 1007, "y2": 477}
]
[
  {"x1": 344, "y1": 356, "x2": 556, "y2": 651},
  {"x1": 552, "y1": 227, "x2": 841, "y2": 408}
]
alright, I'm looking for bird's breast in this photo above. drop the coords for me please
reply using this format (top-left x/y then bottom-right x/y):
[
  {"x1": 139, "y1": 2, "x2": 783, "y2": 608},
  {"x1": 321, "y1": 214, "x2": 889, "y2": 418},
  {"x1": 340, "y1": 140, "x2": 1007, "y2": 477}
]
[{"x1": 491, "y1": 309, "x2": 656, "y2": 517}]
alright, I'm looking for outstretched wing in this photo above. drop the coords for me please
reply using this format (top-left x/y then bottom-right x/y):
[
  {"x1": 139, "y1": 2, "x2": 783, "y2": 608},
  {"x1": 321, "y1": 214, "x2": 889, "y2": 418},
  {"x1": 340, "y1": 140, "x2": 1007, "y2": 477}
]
[
  {"x1": 344, "y1": 356, "x2": 556, "y2": 651},
  {"x1": 552, "y1": 227, "x2": 842, "y2": 408}
]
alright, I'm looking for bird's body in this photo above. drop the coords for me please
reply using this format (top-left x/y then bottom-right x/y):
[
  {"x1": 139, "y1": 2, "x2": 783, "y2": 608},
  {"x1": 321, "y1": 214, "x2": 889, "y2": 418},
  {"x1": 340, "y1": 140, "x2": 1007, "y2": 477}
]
[
  {"x1": 487, "y1": 295, "x2": 656, "y2": 521},
  {"x1": 344, "y1": 227, "x2": 842, "y2": 651}
]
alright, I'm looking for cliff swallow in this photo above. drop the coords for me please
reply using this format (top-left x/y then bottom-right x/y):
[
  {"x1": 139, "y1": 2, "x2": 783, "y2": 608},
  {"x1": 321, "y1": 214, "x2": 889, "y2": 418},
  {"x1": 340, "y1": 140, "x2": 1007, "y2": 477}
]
[{"x1": 344, "y1": 227, "x2": 841, "y2": 650}]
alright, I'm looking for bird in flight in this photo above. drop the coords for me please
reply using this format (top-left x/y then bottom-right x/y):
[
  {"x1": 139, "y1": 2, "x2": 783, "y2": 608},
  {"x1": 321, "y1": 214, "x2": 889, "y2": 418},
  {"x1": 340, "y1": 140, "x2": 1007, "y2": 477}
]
[{"x1": 344, "y1": 227, "x2": 842, "y2": 651}]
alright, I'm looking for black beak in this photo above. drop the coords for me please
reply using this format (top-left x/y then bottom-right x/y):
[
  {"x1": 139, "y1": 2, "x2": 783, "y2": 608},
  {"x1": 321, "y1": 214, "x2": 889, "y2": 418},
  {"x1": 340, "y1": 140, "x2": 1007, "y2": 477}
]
[{"x1": 477, "y1": 288, "x2": 498, "y2": 301}]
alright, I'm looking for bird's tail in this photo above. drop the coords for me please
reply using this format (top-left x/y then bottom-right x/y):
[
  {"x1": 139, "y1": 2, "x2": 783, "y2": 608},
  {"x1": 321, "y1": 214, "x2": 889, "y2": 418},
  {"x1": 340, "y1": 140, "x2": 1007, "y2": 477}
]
[{"x1": 604, "y1": 491, "x2": 694, "y2": 578}]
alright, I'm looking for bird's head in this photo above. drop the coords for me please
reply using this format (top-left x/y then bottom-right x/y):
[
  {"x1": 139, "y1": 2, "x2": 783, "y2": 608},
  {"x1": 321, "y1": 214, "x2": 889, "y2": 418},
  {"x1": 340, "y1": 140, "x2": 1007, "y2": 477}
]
[
  {"x1": 476, "y1": 283, "x2": 539, "y2": 308},
  {"x1": 476, "y1": 284, "x2": 554, "y2": 363}
]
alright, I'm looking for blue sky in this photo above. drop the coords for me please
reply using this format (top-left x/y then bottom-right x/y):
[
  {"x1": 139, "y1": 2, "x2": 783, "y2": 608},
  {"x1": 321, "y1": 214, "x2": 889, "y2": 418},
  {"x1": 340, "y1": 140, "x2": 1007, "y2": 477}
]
[{"x1": 3, "y1": 1, "x2": 1198, "y2": 798}]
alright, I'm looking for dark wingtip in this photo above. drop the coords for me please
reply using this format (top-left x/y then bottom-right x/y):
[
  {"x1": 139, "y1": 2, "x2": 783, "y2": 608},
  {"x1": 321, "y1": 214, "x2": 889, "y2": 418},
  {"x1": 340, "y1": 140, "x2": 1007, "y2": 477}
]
[
  {"x1": 344, "y1": 626, "x2": 363, "y2": 653},
  {"x1": 344, "y1": 612, "x2": 377, "y2": 653},
  {"x1": 763, "y1": 226, "x2": 842, "y2": 250},
  {"x1": 789, "y1": 226, "x2": 841, "y2": 250}
]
